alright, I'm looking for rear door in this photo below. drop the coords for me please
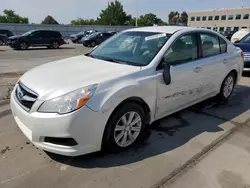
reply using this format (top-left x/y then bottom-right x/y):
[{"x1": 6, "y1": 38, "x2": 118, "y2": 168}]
[
  {"x1": 39, "y1": 31, "x2": 51, "y2": 45},
  {"x1": 197, "y1": 32, "x2": 229, "y2": 97}
]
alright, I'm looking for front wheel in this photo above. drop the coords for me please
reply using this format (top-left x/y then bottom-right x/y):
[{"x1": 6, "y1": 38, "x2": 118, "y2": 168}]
[
  {"x1": 19, "y1": 42, "x2": 28, "y2": 50},
  {"x1": 90, "y1": 41, "x2": 96, "y2": 47},
  {"x1": 102, "y1": 103, "x2": 146, "y2": 152},
  {"x1": 218, "y1": 72, "x2": 236, "y2": 101}
]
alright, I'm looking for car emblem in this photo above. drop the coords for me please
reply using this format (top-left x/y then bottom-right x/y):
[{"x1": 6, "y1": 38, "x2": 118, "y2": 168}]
[{"x1": 17, "y1": 85, "x2": 25, "y2": 100}]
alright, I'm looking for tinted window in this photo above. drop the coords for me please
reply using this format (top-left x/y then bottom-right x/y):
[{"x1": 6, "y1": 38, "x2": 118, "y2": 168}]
[
  {"x1": 164, "y1": 34, "x2": 198, "y2": 66},
  {"x1": 219, "y1": 37, "x2": 227, "y2": 53},
  {"x1": 191, "y1": 17, "x2": 195, "y2": 21},
  {"x1": 243, "y1": 14, "x2": 249, "y2": 19},
  {"x1": 202, "y1": 16, "x2": 207, "y2": 21},
  {"x1": 221, "y1": 15, "x2": 226, "y2": 20},
  {"x1": 208, "y1": 16, "x2": 213, "y2": 20},
  {"x1": 30, "y1": 31, "x2": 41, "y2": 37},
  {"x1": 103, "y1": 33, "x2": 112, "y2": 37},
  {"x1": 236, "y1": 14, "x2": 241, "y2": 20},
  {"x1": 215, "y1": 16, "x2": 219, "y2": 20},
  {"x1": 196, "y1": 16, "x2": 201, "y2": 21},
  {"x1": 200, "y1": 33, "x2": 220, "y2": 57},
  {"x1": 228, "y1": 15, "x2": 234, "y2": 20},
  {"x1": 241, "y1": 34, "x2": 250, "y2": 43}
]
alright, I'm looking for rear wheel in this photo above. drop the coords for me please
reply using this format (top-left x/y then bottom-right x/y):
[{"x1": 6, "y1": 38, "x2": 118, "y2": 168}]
[
  {"x1": 19, "y1": 42, "x2": 28, "y2": 50},
  {"x1": 51, "y1": 41, "x2": 60, "y2": 49},
  {"x1": 102, "y1": 103, "x2": 146, "y2": 152},
  {"x1": 218, "y1": 72, "x2": 236, "y2": 101}
]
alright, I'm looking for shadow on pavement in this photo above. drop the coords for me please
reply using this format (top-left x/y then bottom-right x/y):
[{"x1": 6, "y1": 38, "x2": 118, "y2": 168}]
[{"x1": 47, "y1": 84, "x2": 250, "y2": 168}]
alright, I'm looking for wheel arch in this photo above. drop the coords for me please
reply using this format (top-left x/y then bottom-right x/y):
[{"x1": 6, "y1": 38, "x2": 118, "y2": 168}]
[{"x1": 101, "y1": 96, "x2": 151, "y2": 149}]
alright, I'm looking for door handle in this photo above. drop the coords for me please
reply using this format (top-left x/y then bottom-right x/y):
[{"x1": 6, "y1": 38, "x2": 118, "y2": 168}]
[
  {"x1": 194, "y1": 66, "x2": 202, "y2": 73},
  {"x1": 223, "y1": 59, "x2": 228, "y2": 64}
]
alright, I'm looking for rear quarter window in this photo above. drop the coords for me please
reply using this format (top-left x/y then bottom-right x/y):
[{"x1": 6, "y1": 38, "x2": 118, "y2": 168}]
[{"x1": 219, "y1": 37, "x2": 227, "y2": 53}]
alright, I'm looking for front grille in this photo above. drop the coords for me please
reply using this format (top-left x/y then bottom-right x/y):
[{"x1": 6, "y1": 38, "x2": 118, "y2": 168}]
[{"x1": 15, "y1": 82, "x2": 38, "y2": 111}]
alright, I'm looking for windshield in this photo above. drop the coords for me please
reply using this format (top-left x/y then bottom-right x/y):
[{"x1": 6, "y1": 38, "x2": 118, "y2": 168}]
[
  {"x1": 87, "y1": 32, "x2": 99, "y2": 38},
  {"x1": 89, "y1": 31, "x2": 171, "y2": 66},
  {"x1": 241, "y1": 34, "x2": 250, "y2": 43},
  {"x1": 76, "y1": 31, "x2": 84, "y2": 35},
  {"x1": 22, "y1": 31, "x2": 34, "y2": 36}
]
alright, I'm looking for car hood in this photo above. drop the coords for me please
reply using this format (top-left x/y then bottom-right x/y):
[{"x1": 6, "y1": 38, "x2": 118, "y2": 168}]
[
  {"x1": 234, "y1": 43, "x2": 250, "y2": 52},
  {"x1": 8, "y1": 35, "x2": 22, "y2": 39},
  {"x1": 19, "y1": 55, "x2": 140, "y2": 100}
]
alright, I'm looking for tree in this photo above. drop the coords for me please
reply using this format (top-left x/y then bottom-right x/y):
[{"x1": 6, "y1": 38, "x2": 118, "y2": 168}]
[
  {"x1": 41, "y1": 15, "x2": 59, "y2": 24},
  {"x1": 0, "y1": 9, "x2": 29, "y2": 24},
  {"x1": 179, "y1": 11, "x2": 188, "y2": 25},
  {"x1": 71, "y1": 18, "x2": 96, "y2": 25},
  {"x1": 168, "y1": 11, "x2": 177, "y2": 25},
  {"x1": 139, "y1": 13, "x2": 166, "y2": 26},
  {"x1": 97, "y1": 0, "x2": 131, "y2": 25}
]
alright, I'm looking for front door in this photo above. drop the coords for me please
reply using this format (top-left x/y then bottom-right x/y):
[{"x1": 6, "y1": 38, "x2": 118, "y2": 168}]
[
  {"x1": 29, "y1": 31, "x2": 42, "y2": 46},
  {"x1": 156, "y1": 33, "x2": 204, "y2": 119}
]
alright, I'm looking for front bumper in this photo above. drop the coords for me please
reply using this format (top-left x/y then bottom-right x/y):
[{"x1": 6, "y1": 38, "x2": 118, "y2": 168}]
[
  {"x1": 7, "y1": 40, "x2": 19, "y2": 48},
  {"x1": 10, "y1": 91, "x2": 109, "y2": 156}
]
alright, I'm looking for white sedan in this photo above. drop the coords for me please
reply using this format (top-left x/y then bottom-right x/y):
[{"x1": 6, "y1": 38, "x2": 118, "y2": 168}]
[{"x1": 10, "y1": 26, "x2": 244, "y2": 156}]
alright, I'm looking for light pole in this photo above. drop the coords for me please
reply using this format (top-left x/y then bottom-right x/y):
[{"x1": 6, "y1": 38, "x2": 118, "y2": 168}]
[{"x1": 135, "y1": 0, "x2": 138, "y2": 27}]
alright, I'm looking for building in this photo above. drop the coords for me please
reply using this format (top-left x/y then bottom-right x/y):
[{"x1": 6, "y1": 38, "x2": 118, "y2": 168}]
[{"x1": 188, "y1": 7, "x2": 250, "y2": 32}]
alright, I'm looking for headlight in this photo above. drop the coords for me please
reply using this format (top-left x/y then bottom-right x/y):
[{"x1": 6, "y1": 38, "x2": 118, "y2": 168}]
[{"x1": 38, "y1": 84, "x2": 98, "y2": 114}]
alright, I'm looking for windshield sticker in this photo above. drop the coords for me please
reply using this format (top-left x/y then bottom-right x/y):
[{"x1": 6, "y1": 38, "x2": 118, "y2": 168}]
[{"x1": 145, "y1": 33, "x2": 166, "y2": 41}]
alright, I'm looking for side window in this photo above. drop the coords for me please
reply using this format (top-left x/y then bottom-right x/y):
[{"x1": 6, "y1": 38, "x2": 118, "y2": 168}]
[
  {"x1": 241, "y1": 34, "x2": 250, "y2": 43},
  {"x1": 164, "y1": 34, "x2": 198, "y2": 66},
  {"x1": 30, "y1": 31, "x2": 40, "y2": 38},
  {"x1": 200, "y1": 33, "x2": 220, "y2": 58},
  {"x1": 219, "y1": 37, "x2": 227, "y2": 53},
  {"x1": 40, "y1": 31, "x2": 50, "y2": 38}
]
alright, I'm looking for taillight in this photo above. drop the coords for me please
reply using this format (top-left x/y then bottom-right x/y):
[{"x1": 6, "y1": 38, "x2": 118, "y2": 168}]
[{"x1": 241, "y1": 51, "x2": 244, "y2": 58}]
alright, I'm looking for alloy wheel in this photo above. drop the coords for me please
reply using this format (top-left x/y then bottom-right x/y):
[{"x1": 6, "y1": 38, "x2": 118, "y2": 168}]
[
  {"x1": 114, "y1": 111, "x2": 142, "y2": 147},
  {"x1": 223, "y1": 75, "x2": 234, "y2": 98}
]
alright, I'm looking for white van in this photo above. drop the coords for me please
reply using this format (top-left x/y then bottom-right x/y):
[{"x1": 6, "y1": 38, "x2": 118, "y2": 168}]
[{"x1": 231, "y1": 29, "x2": 250, "y2": 43}]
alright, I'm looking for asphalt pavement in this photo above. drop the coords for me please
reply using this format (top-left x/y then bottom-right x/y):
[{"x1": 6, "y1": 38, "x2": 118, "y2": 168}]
[{"x1": 1, "y1": 77, "x2": 250, "y2": 188}]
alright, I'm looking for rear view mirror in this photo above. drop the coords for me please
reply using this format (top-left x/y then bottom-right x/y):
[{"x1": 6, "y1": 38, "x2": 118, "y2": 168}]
[{"x1": 163, "y1": 57, "x2": 171, "y2": 85}]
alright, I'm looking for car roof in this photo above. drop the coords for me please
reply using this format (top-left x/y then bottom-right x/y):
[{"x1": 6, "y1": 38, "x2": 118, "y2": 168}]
[
  {"x1": 126, "y1": 26, "x2": 207, "y2": 34},
  {"x1": 33, "y1": 29, "x2": 60, "y2": 33}
]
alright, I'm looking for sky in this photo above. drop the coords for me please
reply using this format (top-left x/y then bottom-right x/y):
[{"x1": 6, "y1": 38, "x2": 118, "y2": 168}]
[{"x1": 1, "y1": 0, "x2": 250, "y2": 24}]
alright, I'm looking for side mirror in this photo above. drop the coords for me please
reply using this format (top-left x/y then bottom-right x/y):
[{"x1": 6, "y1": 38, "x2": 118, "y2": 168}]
[{"x1": 163, "y1": 57, "x2": 171, "y2": 85}]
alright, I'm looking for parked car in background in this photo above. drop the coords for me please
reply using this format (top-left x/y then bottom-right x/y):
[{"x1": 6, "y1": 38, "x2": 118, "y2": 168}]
[
  {"x1": 0, "y1": 34, "x2": 8, "y2": 45},
  {"x1": 108, "y1": 31, "x2": 117, "y2": 35},
  {"x1": 0, "y1": 29, "x2": 14, "y2": 45},
  {"x1": 231, "y1": 29, "x2": 250, "y2": 43},
  {"x1": 81, "y1": 32, "x2": 113, "y2": 47},
  {"x1": 70, "y1": 30, "x2": 97, "y2": 43},
  {"x1": 8, "y1": 30, "x2": 66, "y2": 50},
  {"x1": 10, "y1": 26, "x2": 243, "y2": 156},
  {"x1": 223, "y1": 31, "x2": 235, "y2": 41},
  {"x1": 0, "y1": 29, "x2": 14, "y2": 37},
  {"x1": 234, "y1": 33, "x2": 250, "y2": 70}
]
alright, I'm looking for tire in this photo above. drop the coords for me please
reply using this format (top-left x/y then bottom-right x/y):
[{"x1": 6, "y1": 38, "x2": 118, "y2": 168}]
[
  {"x1": 90, "y1": 41, "x2": 96, "y2": 47},
  {"x1": 19, "y1": 41, "x2": 28, "y2": 50},
  {"x1": 0, "y1": 40, "x2": 3, "y2": 46},
  {"x1": 102, "y1": 103, "x2": 146, "y2": 152},
  {"x1": 51, "y1": 41, "x2": 60, "y2": 49},
  {"x1": 77, "y1": 38, "x2": 81, "y2": 44},
  {"x1": 217, "y1": 72, "x2": 236, "y2": 101}
]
